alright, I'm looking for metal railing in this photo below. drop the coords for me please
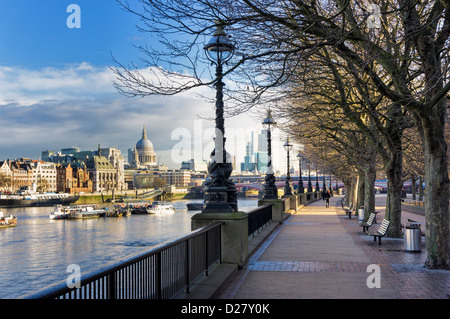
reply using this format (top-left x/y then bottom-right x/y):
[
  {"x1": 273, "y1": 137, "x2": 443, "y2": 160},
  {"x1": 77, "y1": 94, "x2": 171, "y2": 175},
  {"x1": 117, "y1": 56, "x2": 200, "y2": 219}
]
[
  {"x1": 247, "y1": 204, "x2": 272, "y2": 237},
  {"x1": 22, "y1": 221, "x2": 223, "y2": 299}
]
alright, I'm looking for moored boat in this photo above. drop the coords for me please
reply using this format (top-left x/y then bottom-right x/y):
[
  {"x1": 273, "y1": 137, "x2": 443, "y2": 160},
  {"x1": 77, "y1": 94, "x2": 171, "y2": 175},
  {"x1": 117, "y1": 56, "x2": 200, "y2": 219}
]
[
  {"x1": 0, "y1": 212, "x2": 17, "y2": 228},
  {"x1": 49, "y1": 204, "x2": 71, "y2": 220},
  {"x1": 147, "y1": 201, "x2": 175, "y2": 214},
  {"x1": 128, "y1": 202, "x2": 152, "y2": 214},
  {"x1": 0, "y1": 186, "x2": 79, "y2": 208},
  {"x1": 67, "y1": 205, "x2": 108, "y2": 219},
  {"x1": 106, "y1": 204, "x2": 131, "y2": 217}
]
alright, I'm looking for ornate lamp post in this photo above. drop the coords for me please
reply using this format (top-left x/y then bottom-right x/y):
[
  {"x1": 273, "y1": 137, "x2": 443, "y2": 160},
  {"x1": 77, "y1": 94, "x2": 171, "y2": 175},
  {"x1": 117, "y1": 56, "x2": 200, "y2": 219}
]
[
  {"x1": 297, "y1": 153, "x2": 304, "y2": 194},
  {"x1": 202, "y1": 21, "x2": 237, "y2": 213},
  {"x1": 307, "y1": 161, "x2": 313, "y2": 193},
  {"x1": 262, "y1": 110, "x2": 278, "y2": 199},
  {"x1": 315, "y1": 165, "x2": 320, "y2": 193},
  {"x1": 283, "y1": 138, "x2": 293, "y2": 196},
  {"x1": 322, "y1": 172, "x2": 326, "y2": 191}
]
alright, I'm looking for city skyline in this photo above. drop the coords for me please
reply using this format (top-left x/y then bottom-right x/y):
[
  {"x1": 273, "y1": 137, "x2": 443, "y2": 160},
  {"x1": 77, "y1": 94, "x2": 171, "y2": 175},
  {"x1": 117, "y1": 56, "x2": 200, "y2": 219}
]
[{"x1": 0, "y1": 1, "x2": 294, "y2": 173}]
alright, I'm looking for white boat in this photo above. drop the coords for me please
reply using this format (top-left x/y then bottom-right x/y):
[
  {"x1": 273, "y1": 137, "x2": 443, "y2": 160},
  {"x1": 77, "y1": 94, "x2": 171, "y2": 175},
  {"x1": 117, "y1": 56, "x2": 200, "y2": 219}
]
[
  {"x1": 49, "y1": 204, "x2": 71, "y2": 220},
  {"x1": 147, "y1": 201, "x2": 175, "y2": 214},
  {"x1": 0, "y1": 211, "x2": 17, "y2": 228}
]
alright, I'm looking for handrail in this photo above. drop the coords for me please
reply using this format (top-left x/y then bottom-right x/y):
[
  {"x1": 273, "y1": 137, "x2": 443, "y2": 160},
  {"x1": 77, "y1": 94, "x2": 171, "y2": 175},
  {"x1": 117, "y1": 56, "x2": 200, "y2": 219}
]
[
  {"x1": 21, "y1": 221, "x2": 224, "y2": 299},
  {"x1": 247, "y1": 204, "x2": 272, "y2": 237}
]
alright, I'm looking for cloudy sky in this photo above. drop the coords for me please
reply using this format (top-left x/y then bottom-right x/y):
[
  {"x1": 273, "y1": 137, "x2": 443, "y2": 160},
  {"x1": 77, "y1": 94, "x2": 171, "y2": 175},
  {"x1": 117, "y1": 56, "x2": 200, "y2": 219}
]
[{"x1": 0, "y1": 1, "x2": 290, "y2": 171}]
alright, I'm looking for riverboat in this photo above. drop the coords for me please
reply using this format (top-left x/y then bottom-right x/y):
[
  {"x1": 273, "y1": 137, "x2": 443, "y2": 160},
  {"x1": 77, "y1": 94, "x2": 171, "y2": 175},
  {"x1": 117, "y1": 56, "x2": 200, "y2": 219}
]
[
  {"x1": 128, "y1": 202, "x2": 152, "y2": 214},
  {"x1": 106, "y1": 204, "x2": 132, "y2": 217},
  {"x1": 0, "y1": 212, "x2": 17, "y2": 228},
  {"x1": 0, "y1": 186, "x2": 79, "y2": 208},
  {"x1": 147, "y1": 201, "x2": 175, "y2": 214},
  {"x1": 49, "y1": 205, "x2": 71, "y2": 220},
  {"x1": 67, "y1": 205, "x2": 108, "y2": 219}
]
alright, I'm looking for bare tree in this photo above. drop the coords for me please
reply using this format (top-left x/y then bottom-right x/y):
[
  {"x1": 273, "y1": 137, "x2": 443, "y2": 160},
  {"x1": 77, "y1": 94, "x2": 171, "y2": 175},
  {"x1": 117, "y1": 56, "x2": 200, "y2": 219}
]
[{"x1": 112, "y1": 0, "x2": 449, "y2": 268}]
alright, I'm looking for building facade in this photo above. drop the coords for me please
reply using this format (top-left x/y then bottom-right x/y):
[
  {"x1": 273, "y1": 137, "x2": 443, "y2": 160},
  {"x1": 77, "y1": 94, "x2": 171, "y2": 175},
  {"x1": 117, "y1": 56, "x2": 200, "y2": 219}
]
[
  {"x1": 56, "y1": 162, "x2": 93, "y2": 193},
  {"x1": 30, "y1": 161, "x2": 57, "y2": 192},
  {"x1": 86, "y1": 146, "x2": 118, "y2": 192}
]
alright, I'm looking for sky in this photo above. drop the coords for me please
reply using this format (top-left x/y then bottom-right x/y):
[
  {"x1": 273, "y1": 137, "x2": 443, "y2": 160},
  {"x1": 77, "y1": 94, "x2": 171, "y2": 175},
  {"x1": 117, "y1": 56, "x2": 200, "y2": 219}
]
[{"x1": 0, "y1": 0, "x2": 291, "y2": 172}]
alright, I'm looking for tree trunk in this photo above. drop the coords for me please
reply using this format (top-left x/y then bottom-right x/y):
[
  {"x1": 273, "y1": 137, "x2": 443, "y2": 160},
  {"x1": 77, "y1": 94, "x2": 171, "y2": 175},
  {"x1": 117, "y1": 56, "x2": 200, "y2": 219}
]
[
  {"x1": 384, "y1": 147, "x2": 403, "y2": 238},
  {"x1": 419, "y1": 176, "x2": 424, "y2": 201},
  {"x1": 420, "y1": 108, "x2": 450, "y2": 269},
  {"x1": 356, "y1": 170, "x2": 365, "y2": 212},
  {"x1": 363, "y1": 157, "x2": 376, "y2": 220}
]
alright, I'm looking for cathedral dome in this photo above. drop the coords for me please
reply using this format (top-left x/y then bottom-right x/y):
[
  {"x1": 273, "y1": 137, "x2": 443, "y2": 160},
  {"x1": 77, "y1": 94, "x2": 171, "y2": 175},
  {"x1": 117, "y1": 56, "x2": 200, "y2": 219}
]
[
  {"x1": 132, "y1": 124, "x2": 157, "y2": 168},
  {"x1": 136, "y1": 125, "x2": 154, "y2": 151}
]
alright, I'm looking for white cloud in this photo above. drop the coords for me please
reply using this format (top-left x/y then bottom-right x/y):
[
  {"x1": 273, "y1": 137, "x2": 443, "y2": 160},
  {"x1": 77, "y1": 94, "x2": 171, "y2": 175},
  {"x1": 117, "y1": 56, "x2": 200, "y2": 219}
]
[{"x1": 0, "y1": 63, "x2": 291, "y2": 172}]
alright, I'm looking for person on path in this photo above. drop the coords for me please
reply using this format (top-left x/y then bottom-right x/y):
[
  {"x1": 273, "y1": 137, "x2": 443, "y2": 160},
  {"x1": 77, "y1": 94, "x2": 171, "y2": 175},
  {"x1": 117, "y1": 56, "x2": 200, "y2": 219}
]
[{"x1": 325, "y1": 190, "x2": 331, "y2": 208}]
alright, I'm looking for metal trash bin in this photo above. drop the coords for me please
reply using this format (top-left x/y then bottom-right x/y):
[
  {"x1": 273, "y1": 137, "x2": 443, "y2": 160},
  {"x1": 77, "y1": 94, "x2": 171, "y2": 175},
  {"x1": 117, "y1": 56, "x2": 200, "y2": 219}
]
[
  {"x1": 404, "y1": 222, "x2": 421, "y2": 251},
  {"x1": 358, "y1": 207, "x2": 365, "y2": 221}
]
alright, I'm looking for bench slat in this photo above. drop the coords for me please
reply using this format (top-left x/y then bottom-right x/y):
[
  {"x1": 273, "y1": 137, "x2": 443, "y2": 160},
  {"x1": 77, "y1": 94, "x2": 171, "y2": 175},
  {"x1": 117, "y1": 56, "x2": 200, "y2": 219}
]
[{"x1": 367, "y1": 219, "x2": 390, "y2": 245}]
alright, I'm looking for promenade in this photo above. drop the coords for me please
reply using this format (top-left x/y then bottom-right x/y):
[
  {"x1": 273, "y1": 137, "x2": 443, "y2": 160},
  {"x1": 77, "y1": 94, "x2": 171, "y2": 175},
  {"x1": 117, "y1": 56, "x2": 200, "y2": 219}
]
[{"x1": 218, "y1": 195, "x2": 449, "y2": 299}]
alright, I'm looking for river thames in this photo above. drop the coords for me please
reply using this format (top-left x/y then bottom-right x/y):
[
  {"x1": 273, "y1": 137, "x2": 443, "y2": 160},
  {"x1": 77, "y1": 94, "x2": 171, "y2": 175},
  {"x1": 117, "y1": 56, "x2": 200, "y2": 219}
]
[{"x1": 0, "y1": 198, "x2": 258, "y2": 299}]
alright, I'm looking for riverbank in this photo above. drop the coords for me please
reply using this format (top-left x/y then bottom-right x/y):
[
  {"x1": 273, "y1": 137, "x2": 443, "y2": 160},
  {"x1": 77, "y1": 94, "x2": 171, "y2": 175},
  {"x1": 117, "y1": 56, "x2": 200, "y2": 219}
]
[{"x1": 74, "y1": 191, "x2": 203, "y2": 205}]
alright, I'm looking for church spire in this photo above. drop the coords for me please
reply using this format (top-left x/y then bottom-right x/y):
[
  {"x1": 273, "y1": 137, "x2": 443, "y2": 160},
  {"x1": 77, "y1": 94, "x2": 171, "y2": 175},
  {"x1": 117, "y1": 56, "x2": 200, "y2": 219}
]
[{"x1": 142, "y1": 124, "x2": 147, "y2": 140}]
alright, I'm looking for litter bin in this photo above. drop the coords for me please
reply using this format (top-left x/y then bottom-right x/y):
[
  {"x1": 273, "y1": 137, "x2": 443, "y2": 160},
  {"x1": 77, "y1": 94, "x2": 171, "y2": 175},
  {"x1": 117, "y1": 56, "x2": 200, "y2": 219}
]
[
  {"x1": 404, "y1": 222, "x2": 421, "y2": 252},
  {"x1": 358, "y1": 207, "x2": 365, "y2": 221}
]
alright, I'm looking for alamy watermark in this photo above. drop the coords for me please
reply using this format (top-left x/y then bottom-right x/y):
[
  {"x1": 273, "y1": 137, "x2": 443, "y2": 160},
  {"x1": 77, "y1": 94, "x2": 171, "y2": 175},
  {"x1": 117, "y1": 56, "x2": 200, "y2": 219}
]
[
  {"x1": 66, "y1": 264, "x2": 81, "y2": 289},
  {"x1": 366, "y1": 264, "x2": 381, "y2": 288},
  {"x1": 66, "y1": 4, "x2": 81, "y2": 29},
  {"x1": 367, "y1": 3, "x2": 381, "y2": 29}
]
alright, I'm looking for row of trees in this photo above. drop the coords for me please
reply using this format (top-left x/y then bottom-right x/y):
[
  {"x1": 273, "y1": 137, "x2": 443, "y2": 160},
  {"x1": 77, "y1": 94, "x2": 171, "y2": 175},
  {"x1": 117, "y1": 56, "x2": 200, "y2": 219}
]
[{"x1": 112, "y1": 0, "x2": 449, "y2": 269}]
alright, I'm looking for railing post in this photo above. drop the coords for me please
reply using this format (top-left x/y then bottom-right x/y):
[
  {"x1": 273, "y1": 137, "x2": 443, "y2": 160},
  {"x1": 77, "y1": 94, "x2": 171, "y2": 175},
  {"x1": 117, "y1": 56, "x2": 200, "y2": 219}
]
[
  {"x1": 108, "y1": 272, "x2": 116, "y2": 299},
  {"x1": 185, "y1": 239, "x2": 190, "y2": 294},
  {"x1": 205, "y1": 231, "x2": 209, "y2": 276},
  {"x1": 156, "y1": 251, "x2": 161, "y2": 299}
]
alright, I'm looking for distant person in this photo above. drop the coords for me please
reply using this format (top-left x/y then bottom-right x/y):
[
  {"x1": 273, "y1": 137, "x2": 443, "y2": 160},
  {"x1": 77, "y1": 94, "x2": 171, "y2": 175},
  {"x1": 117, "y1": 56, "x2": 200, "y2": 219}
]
[{"x1": 325, "y1": 190, "x2": 331, "y2": 208}]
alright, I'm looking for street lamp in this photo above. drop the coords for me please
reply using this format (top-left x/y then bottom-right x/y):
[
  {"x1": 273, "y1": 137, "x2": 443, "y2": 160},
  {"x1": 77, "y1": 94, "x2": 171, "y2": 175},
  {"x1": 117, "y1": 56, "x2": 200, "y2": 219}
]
[
  {"x1": 262, "y1": 110, "x2": 277, "y2": 199},
  {"x1": 283, "y1": 138, "x2": 293, "y2": 196},
  {"x1": 297, "y1": 153, "x2": 304, "y2": 194},
  {"x1": 307, "y1": 161, "x2": 313, "y2": 193},
  {"x1": 202, "y1": 21, "x2": 237, "y2": 213},
  {"x1": 315, "y1": 166, "x2": 320, "y2": 193},
  {"x1": 322, "y1": 172, "x2": 326, "y2": 192}
]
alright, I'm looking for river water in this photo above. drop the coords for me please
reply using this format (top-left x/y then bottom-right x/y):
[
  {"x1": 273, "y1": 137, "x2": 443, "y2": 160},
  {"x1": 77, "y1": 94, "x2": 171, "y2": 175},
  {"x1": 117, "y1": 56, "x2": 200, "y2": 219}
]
[{"x1": 0, "y1": 198, "x2": 258, "y2": 299}]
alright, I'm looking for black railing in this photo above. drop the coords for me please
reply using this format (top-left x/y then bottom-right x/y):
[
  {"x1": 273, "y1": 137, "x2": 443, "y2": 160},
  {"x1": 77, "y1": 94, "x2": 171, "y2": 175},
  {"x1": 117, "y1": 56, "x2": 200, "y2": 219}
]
[
  {"x1": 22, "y1": 222, "x2": 223, "y2": 299},
  {"x1": 247, "y1": 204, "x2": 272, "y2": 237}
]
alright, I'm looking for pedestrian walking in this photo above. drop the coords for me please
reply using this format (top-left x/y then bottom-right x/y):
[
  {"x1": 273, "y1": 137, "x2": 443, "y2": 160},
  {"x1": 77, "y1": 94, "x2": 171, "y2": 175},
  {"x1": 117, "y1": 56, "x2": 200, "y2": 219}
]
[{"x1": 325, "y1": 190, "x2": 331, "y2": 208}]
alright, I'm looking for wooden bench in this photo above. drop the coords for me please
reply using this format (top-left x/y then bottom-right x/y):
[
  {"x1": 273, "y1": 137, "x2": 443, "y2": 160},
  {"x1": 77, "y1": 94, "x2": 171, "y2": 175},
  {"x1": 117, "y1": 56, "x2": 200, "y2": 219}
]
[
  {"x1": 359, "y1": 212, "x2": 376, "y2": 232},
  {"x1": 341, "y1": 202, "x2": 355, "y2": 219},
  {"x1": 367, "y1": 219, "x2": 390, "y2": 245}
]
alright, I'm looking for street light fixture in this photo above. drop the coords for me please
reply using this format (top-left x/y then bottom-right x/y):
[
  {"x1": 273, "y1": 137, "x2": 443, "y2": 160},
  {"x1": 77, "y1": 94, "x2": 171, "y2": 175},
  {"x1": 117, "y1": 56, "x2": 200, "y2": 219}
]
[
  {"x1": 297, "y1": 153, "x2": 304, "y2": 194},
  {"x1": 202, "y1": 21, "x2": 237, "y2": 213},
  {"x1": 262, "y1": 110, "x2": 277, "y2": 199},
  {"x1": 283, "y1": 138, "x2": 293, "y2": 196}
]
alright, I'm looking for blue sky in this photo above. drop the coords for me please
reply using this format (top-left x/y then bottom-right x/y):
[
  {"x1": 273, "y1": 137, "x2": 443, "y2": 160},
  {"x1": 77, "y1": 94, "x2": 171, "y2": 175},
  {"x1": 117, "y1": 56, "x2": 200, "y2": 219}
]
[
  {"x1": 0, "y1": 1, "x2": 141, "y2": 68},
  {"x1": 0, "y1": 1, "x2": 288, "y2": 172}
]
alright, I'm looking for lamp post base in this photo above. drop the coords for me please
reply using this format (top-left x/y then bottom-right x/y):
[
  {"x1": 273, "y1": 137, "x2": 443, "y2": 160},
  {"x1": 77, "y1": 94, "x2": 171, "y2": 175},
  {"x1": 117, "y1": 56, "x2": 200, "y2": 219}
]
[
  {"x1": 202, "y1": 185, "x2": 238, "y2": 213},
  {"x1": 263, "y1": 173, "x2": 278, "y2": 199}
]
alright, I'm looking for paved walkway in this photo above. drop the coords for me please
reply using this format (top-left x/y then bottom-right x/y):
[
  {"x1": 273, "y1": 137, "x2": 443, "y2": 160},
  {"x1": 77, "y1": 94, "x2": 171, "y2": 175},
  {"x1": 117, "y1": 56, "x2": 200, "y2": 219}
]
[{"x1": 218, "y1": 195, "x2": 449, "y2": 299}]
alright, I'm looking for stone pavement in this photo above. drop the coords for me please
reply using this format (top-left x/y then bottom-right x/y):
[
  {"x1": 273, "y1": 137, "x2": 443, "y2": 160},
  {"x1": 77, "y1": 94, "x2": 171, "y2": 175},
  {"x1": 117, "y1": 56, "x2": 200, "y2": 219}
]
[{"x1": 218, "y1": 195, "x2": 449, "y2": 299}]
